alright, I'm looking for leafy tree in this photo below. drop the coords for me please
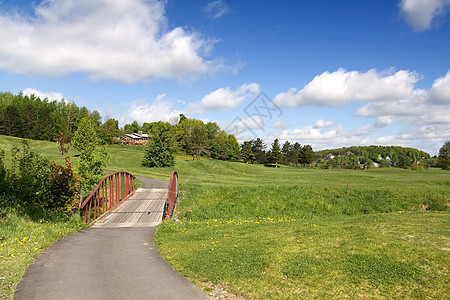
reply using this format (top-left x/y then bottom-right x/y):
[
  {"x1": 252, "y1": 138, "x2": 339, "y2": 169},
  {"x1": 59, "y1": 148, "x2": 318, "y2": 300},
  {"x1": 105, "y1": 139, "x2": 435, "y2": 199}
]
[
  {"x1": 228, "y1": 134, "x2": 240, "y2": 160},
  {"x1": 438, "y1": 140, "x2": 450, "y2": 170},
  {"x1": 398, "y1": 155, "x2": 410, "y2": 169},
  {"x1": 124, "y1": 120, "x2": 140, "y2": 134},
  {"x1": 176, "y1": 119, "x2": 207, "y2": 160},
  {"x1": 178, "y1": 113, "x2": 187, "y2": 124},
  {"x1": 9, "y1": 141, "x2": 50, "y2": 207},
  {"x1": 142, "y1": 122, "x2": 176, "y2": 167},
  {"x1": 72, "y1": 117, "x2": 108, "y2": 194},
  {"x1": 102, "y1": 118, "x2": 120, "y2": 143},
  {"x1": 205, "y1": 122, "x2": 220, "y2": 141},
  {"x1": 211, "y1": 130, "x2": 229, "y2": 160}
]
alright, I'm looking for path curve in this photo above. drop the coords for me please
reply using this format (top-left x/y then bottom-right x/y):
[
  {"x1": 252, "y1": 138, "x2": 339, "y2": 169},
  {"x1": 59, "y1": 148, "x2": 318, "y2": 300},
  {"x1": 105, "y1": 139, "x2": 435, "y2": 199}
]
[{"x1": 15, "y1": 177, "x2": 209, "y2": 300}]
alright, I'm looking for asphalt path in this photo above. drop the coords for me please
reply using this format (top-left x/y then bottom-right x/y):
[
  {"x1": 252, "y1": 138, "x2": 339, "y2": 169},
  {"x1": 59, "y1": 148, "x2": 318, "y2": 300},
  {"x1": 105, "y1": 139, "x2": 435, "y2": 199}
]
[{"x1": 15, "y1": 177, "x2": 209, "y2": 300}]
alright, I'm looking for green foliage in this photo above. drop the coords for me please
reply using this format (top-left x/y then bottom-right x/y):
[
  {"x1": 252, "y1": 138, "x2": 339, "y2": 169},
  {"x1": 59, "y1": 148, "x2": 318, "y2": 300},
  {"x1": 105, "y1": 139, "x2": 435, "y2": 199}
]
[
  {"x1": 142, "y1": 122, "x2": 176, "y2": 167},
  {"x1": 48, "y1": 158, "x2": 81, "y2": 212},
  {"x1": 176, "y1": 118, "x2": 207, "y2": 160},
  {"x1": 72, "y1": 117, "x2": 108, "y2": 193},
  {"x1": 0, "y1": 140, "x2": 81, "y2": 212},
  {"x1": 267, "y1": 138, "x2": 282, "y2": 167},
  {"x1": 0, "y1": 91, "x2": 108, "y2": 144},
  {"x1": 240, "y1": 141, "x2": 255, "y2": 163},
  {"x1": 9, "y1": 141, "x2": 51, "y2": 208},
  {"x1": 438, "y1": 140, "x2": 450, "y2": 170},
  {"x1": 101, "y1": 118, "x2": 120, "y2": 143},
  {"x1": 0, "y1": 148, "x2": 6, "y2": 197},
  {"x1": 315, "y1": 145, "x2": 430, "y2": 169}
]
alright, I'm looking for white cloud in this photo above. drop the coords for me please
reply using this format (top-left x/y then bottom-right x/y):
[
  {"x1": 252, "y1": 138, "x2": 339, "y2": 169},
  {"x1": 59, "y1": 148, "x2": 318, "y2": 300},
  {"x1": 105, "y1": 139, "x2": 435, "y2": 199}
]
[
  {"x1": 127, "y1": 94, "x2": 181, "y2": 125},
  {"x1": 189, "y1": 83, "x2": 260, "y2": 112},
  {"x1": 22, "y1": 88, "x2": 64, "y2": 101},
  {"x1": 0, "y1": 0, "x2": 219, "y2": 82},
  {"x1": 399, "y1": 0, "x2": 450, "y2": 31},
  {"x1": 235, "y1": 116, "x2": 265, "y2": 130},
  {"x1": 274, "y1": 69, "x2": 419, "y2": 107},
  {"x1": 375, "y1": 124, "x2": 450, "y2": 154},
  {"x1": 429, "y1": 71, "x2": 450, "y2": 103},
  {"x1": 313, "y1": 119, "x2": 335, "y2": 128},
  {"x1": 204, "y1": 0, "x2": 230, "y2": 19},
  {"x1": 272, "y1": 121, "x2": 287, "y2": 130},
  {"x1": 273, "y1": 124, "x2": 374, "y2": 150}
]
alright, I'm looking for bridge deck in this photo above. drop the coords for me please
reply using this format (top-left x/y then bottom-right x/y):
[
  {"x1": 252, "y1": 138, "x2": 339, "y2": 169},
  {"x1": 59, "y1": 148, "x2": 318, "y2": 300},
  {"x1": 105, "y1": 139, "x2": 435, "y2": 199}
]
[{"x1": 92, "y1": 188, "x2": 167, "y2": 228}]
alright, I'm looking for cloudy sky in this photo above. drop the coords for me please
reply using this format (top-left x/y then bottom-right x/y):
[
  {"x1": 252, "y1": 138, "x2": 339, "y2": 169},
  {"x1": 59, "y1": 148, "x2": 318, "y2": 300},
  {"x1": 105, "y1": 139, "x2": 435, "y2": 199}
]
[{"x1": 1, "y1": 0, "x2": 449, "y2": 155}]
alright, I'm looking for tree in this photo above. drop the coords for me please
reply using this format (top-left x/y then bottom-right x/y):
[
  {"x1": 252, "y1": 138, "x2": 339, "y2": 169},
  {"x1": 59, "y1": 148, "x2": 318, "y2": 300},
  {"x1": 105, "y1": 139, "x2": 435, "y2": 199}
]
[
  {"x1": 142, "y1": 122, "x2": 176, "y2": 167},
  {"x1": 299, "y1": 144, "x2": 315, "y2": 166},
  {"x1": 438, "y1": 140, "x2": 450, "y2": 170},
  {"x1": 251, "y1": 138, "x2": 267, "y2": 164},
  {"x1": 101, "y1": 118, "x2": 120, "y2": 143},
  {"x1": 268, "y1": 139, "x2": 282, "y2": 168},
  {"x1": 72, "y1": 117, "x2": 108, "y2": 194},
  {"x1": 241, "y1": 141, "x2": 255, "y2": 163},
  {"x1": 292, "y1": 142, "x2": 302, "y2": 167},
  {"x1": 176, "y1": 119, "x2": 207, "y2": 160},
  {"x1": 228, "y1": 134, "x2": 240, "y2": 160}
]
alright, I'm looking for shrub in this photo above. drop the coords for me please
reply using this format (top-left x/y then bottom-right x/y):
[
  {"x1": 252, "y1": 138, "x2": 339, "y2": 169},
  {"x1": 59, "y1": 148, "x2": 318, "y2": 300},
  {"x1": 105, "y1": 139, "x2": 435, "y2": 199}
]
[{"x1": 48, "y1": 157, "x2": 81, "y2": 212}]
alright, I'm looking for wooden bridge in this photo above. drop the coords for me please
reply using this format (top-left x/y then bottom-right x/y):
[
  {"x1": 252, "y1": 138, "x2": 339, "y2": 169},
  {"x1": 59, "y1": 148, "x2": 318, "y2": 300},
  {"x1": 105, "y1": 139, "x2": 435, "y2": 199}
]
[{"x1": 79, "y1": 171, "x2": 178, "y2": 227}]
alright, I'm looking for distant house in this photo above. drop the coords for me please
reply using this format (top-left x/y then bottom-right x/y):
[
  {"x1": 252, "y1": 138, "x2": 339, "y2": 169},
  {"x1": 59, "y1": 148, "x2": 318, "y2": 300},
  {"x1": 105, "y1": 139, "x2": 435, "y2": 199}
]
[
  {"x1": 122, "y1": 131, "x2": 149, "y2": 145},
  {"x1": 326, "y1": 153, "x2": 335, "y2": 160},
  {"x1": 346, "y1": 151, "x2": 353, "y2": 155}
]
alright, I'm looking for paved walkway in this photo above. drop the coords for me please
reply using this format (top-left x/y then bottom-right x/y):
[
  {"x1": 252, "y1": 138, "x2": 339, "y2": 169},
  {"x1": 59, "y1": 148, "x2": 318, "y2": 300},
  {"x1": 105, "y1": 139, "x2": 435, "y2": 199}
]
[{"x1": 15, "y1": 177, "x2": 209, "y2": 300}]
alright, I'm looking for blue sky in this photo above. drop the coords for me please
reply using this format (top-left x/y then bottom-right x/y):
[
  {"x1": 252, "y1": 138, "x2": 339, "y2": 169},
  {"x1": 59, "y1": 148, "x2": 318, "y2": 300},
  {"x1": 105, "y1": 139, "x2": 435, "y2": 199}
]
[{"x1": 0, "y1": 0, "x2": 449, "y2": 155}]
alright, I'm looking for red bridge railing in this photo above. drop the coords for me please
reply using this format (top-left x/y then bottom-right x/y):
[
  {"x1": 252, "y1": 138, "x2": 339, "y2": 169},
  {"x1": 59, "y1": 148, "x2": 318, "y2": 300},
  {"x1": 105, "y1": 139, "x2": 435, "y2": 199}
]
[
  {"x1": 79, "y1": 172, "x2": 136, "y2": 223},
  {"x1": 164, "y1": 171, "x2": 178, "y2": 220}
]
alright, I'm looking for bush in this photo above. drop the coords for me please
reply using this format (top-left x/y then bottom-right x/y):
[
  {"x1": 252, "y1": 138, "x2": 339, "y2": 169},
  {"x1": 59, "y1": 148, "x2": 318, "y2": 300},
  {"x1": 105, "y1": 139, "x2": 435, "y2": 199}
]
[
  {"x1": 9, "y1": 141, "x2": 50, "y2": 207},
  {"x1": 48, "y1": 157, "x2": 81, "y2": 212},
  {"x1": 1, "y1": 141, "x2": 80, "y2": 213}
]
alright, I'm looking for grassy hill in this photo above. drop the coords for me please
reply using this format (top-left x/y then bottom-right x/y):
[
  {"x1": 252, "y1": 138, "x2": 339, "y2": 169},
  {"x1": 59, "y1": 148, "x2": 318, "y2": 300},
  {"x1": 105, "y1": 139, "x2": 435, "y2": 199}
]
[{"x1": 1, "y1": 135, "x2": 449, "y2": 299}]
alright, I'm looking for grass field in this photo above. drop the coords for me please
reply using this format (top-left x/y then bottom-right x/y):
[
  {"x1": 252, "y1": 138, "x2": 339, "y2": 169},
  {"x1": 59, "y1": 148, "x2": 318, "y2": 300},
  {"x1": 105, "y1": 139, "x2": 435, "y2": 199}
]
[
  {"x1": 104, "y1": 142, "x2": 450, "y2": 298},
  {"x1": 1, "y1": 136, "x2": 449, "y2": 299}
]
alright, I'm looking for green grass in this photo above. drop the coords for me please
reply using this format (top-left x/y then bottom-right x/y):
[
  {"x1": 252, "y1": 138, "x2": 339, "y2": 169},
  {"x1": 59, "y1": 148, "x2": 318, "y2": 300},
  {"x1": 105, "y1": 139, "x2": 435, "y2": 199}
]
[
  {"x1": 0, "y1": 209, "x2": 87, "y2": 299},
  {"x1": 156, "y1": 212, "x2": 449, "y2": 299},
  {"x1": 1, "y1": 135, "x2": 449, "y2": 299}
]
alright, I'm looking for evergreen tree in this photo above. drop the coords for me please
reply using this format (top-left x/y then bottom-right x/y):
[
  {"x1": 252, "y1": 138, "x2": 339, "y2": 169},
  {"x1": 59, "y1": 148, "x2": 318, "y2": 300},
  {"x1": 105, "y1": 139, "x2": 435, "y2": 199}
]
[
  {"x1": 269, "y1": 139, "x2": 282, "y2": 168},
  {"x1": 241, "y1": 141, "x2": 255, "y2": 163},
  {"x1": 251, "y1": 138, "x2": 267, "y2": 164}
]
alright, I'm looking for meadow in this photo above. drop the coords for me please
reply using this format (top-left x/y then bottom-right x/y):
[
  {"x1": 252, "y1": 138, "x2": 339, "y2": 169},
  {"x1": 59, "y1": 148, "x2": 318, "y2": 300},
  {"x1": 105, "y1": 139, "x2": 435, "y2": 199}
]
[
  {"x1": 0, "y1": 136, "x2": 449, "y2": 299},
  {"x1": 107, "y1": 144, "x2": 450, "y2": 299}
]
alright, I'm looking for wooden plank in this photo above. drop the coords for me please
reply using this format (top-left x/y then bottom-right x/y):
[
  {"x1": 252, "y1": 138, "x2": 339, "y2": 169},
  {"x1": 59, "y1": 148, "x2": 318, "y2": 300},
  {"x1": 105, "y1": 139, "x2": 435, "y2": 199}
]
[{"x1": 93, "y1": 188, "x2": 168, "y2": 228}]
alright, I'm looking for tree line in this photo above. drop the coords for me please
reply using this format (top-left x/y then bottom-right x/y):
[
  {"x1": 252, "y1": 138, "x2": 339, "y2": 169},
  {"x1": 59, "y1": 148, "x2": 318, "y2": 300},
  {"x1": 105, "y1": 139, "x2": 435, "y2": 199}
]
[
  {"x1": 2, "y1": 91, "x2": 447, "y2": 170},
  {"x1": 135, "y1": 115, "x2": 316, "y2": 168},
  {"x1": 0, "y1": 91, "x2": 120, "y2": 144},
  {"x1": 315, "y1": 145, "x2": 432, "y2": 169}
]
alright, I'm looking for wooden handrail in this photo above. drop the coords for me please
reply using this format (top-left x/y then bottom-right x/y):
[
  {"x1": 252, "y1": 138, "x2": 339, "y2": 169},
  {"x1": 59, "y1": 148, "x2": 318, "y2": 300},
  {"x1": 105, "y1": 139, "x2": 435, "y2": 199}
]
[
  {"x1": 164, "y1": 171, "x2": 178, "y2": 220},
  {"x1": 80, "y1": 172, "x2": 135, "y2": 223}
]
